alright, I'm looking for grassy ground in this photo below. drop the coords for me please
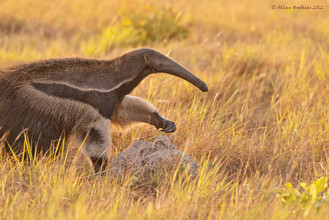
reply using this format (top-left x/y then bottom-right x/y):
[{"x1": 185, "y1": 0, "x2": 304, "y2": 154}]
[{"x1": 1, "y1": 0, "x2": 329, "y2": 219}]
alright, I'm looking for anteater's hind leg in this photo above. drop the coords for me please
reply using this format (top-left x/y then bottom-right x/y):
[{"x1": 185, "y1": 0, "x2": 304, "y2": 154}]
[
  {"x1": 110, "y1": 95, "x2": 176, "y2": 133},
  {"x1": 73, "y1": 115, "x2": 112, "y2": 173}
]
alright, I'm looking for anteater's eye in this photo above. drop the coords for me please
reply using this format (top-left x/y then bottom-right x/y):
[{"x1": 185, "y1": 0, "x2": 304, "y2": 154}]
[{"x1": 158, "y1": 63, "x2": 164, "y2": 69}]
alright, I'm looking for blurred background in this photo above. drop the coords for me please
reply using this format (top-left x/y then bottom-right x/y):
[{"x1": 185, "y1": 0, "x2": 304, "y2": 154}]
[{"x1": 1, "y1": 0, "x2": 328, "y2": 64}]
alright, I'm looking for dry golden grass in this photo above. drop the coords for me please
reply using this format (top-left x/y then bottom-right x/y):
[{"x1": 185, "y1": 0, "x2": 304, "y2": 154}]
[{"x1": 1, "y1": 0, "x2": 329, "y2": 219}]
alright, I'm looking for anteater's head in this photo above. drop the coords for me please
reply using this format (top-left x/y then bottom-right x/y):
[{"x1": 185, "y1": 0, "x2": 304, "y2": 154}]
[{"x1": 136, "y1": 48, "x2": 208, "y2": 92}]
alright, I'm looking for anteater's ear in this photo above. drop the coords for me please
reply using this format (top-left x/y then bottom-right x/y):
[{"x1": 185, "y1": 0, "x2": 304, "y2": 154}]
[{"x1": 143, "y1": 53, "x2": 149, "y2": 64}]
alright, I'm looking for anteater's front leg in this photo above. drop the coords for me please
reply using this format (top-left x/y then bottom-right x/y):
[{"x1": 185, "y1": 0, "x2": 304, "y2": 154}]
[
  {"x1": 74, "y1": 115, "x2": 112, "y2": 173},
  {"x1": 110, "y1": 95, "x2": 176, "y2": 133}
]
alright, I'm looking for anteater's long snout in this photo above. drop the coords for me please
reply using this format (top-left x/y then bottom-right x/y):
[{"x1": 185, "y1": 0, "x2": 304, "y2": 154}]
[
  {"x1": 161, "y1": 58, "x2": 208, "y2": 92},
  {"x1": 173, "y1": 65, "x2": 208, "y2": 92}
]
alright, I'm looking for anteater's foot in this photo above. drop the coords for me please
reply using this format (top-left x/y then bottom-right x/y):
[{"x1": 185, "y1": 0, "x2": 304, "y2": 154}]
[{"x1": 152, "y1": 113, "x2": 176, "y2": 133}]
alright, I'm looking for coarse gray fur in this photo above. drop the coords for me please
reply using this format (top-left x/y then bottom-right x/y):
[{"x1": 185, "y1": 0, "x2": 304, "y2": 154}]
[{"x1": 0, "y1": 48, "x2": 208, "y2": 172}]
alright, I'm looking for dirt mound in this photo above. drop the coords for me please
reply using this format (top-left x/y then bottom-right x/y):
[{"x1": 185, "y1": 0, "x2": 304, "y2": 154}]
[{"x1": 110, "y1": 135, "x2": 198, "y2": 180}]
